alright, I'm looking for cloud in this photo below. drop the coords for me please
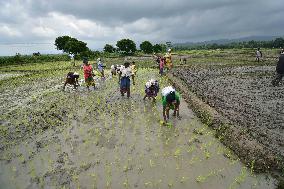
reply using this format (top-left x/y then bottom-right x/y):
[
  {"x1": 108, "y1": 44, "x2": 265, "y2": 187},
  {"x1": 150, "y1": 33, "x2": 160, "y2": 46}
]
[
  {"x1": 0, "y1": 25, "x2": 22, "y2": 37},
  {"x1": 0, "y1": 0, "x2": 283, "y2": 55}
]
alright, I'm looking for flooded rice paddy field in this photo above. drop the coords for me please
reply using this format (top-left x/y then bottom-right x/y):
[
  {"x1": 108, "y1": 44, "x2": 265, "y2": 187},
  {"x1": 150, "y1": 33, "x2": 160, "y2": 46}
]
[{"x1": 0, "y1": 67, "x2": 278, "y2": 188}]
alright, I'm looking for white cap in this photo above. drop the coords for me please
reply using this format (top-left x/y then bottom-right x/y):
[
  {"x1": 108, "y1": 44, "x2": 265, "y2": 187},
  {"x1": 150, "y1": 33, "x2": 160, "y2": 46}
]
[
  {"x1": 146, "y1": 82, "x2": 151, "y2": 88},
  {"x1": 73, "y1": 72, "x2": 79, "y2": 75},
  {"x1": 162, "y1": 86, "x2": 175, "y2": 96},
  {"x1": 149, "y1": 79, "x2": 156, "y2": 85}
]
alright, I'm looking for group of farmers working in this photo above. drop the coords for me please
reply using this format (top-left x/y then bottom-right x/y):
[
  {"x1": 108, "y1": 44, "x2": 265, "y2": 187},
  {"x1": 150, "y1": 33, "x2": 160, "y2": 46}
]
[
  {"x1": 111, "y1": 62, "x2": 180, "y2": 123},
  {"x1": 63, "y1": 47, "x2": 284, "y2": 123},
  {"x1": 64, "y1": 49, "x2": 179, "y2": 123},
  {"x1": 153, "y1": 48, "x2": 174, "y2": 76}
]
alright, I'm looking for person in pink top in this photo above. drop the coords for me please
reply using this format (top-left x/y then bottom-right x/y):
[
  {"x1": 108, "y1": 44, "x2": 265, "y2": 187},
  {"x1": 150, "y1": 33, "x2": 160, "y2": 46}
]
[
  {"x1": 159, "y1": 57, "x2": 165, "y2": 76},
  {"x1": 82, "y1": 58, "x2": 95, "y2": 90}
]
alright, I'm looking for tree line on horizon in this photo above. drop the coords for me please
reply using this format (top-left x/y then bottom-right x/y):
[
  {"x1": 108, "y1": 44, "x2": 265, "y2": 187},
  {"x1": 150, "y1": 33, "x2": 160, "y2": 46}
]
[
  {"x1": 54, "y1": 36, "x2": 284, "y2": 58},
  {"x1": 54, "y1": 36, "x2": 167, "y2": 58},
  {"x1": 174, "y1": 37, "x2": 284, "y2": 50}
]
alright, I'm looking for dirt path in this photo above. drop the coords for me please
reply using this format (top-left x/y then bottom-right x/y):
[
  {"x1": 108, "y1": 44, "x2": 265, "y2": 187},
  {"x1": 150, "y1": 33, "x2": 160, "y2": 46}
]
[{"x1": 0, "y1": 69, "x2": 277, "y2": 188}]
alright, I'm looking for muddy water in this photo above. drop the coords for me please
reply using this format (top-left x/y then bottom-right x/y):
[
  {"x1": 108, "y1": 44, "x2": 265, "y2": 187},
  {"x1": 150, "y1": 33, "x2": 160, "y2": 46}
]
[
  {"x1": 0, "y1": 69, "x2": 277, "y2": 189},
  {"x1": 0, "y1": 73, "x2": 24, "y2": 80}
]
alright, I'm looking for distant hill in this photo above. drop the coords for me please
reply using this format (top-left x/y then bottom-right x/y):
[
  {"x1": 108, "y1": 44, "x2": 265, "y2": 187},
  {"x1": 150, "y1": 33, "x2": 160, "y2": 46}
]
[{"x1": 174, "y1": 36, "x2": 283, "y2": 47}]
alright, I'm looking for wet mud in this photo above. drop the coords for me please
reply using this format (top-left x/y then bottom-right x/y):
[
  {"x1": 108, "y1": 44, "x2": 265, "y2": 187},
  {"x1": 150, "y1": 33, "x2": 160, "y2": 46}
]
[{"x1": 171, "y1": 65, "x2": 284, "y2": 175}]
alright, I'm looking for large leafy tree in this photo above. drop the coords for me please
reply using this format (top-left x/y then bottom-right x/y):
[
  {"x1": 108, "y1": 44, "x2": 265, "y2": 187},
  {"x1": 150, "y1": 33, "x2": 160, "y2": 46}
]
[
  {"x1": 64, "y1": 38, "x2": 88, "y2": 55},
  {"x1": 140, "y1": 41, "x2": 153, "y2": 54},
  {"x1": 54, "y1": 36, "x2": 72, "y2": 52},
  {"x1": 116, "y1": 39, "x2": 136, "y2": 55},
  {"x1": 153, "y1": 44, "x2": 163, "y2": 53},
  {"x1": 55, "y1": 36, "x2": 89, "y2": 66},
  {"x1": 104, "y1": 44, "x2": 115, "y2": 53},
  {"x1": 273, "y1": 38, "x2": 284, "y2": 48}
]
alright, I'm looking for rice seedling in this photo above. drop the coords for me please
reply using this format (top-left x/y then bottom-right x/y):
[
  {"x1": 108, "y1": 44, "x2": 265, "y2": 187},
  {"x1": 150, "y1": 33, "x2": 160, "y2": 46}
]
[
  {"x1": 180, "y1": 176, "x2": 188, "y2": 183},
  {"x1": 204, "y1": 150, "x2": 211, "y2": 159},
  {"x1": 174, "y1": 148, "x2": 181, "y2": 158},
  {"x1": 123, "y1": 178, "x2": 129, "y2": 188},
  {"x1": 189, "y1": 156, "x2": 200, "y2": 165},
  {"x1": 149, "y1": 159, "x2": 155, "y2": 167},
  {"x1": 229, "y1": 167, "x2": 248, "y2": 189},
  {"x1": 143, "y1": 181, "x2": 149, "y2": 187},
  {"x1": 168, "y1": 181, "x2": 174, "y2": 188}
]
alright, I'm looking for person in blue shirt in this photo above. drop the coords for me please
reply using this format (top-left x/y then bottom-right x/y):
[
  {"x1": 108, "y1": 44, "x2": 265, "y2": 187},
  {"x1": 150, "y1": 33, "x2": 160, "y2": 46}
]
[{"x1": 97, "y1": 58, "x2": 105, "y2": 79}]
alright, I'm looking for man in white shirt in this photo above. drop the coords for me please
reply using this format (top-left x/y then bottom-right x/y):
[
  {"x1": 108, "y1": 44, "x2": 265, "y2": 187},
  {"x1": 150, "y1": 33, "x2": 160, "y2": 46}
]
[
  {"x1": 119, "y1": 62, "x2": 132, "y2": 97},
  {"x1": 69, "y1": 54, "x2": 75, "y2": 66},
  {"x1": 256, "y1": 48, "x2": 262, "y2": 63}
]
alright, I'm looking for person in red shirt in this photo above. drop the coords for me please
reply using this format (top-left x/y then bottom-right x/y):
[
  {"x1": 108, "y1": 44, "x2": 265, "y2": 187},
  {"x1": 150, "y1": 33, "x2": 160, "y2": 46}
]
[{"x1": 82, "y1": 59, "x2": 95, "y2": 90}]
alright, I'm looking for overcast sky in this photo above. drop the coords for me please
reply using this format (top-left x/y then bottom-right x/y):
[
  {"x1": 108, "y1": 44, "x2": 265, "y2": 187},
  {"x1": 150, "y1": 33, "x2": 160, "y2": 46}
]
[{"x1": 0, "y1": 0, "x2": 283, "y2": 55}]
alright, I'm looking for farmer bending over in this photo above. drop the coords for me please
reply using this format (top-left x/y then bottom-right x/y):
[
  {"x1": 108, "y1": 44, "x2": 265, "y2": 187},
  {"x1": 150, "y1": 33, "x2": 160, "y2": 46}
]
[
  {"x1": 119, "y1": 62, "x2": 132, "y2": 98},
  {"x1": 82, "y1": 58, "x2": 96, "y2": 90},
  {"x1": 63, "y1": 72, "x2": 79, "y2": 90},
  {"x1": 143, "y1": 79, "x2": 159, "y2": 101},
  {"x1": 162, "y1": 86, "x2": 180, "y2": 123},
  {"x1": 111, "y1": 64, "x2": 118, "y2": 77}
]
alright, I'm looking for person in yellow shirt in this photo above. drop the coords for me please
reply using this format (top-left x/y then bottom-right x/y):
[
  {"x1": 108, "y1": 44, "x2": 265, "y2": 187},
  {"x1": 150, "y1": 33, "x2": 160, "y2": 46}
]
[
  {"x1": 130, "y1": 61, "x2": 137, "y2": 85},
  {"x1": 165, "y1": 49, "x2": 173, "y2": 70}
]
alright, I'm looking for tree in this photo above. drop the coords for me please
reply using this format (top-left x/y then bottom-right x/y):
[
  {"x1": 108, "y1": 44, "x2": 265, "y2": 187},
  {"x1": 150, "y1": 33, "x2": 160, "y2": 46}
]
[
  {"x1": 54, "y1": 36, "x2": 72, "y2": 52},
  {"x1": 116, "y1": 39, "x2": 137, "y2": 55},
  {"x1": 153, "y1": 44, "x2": 163, "y2": 53},
  {"x1": 55, "y1": 36, "x2": 88, "y2": 56},
  {"x1": 64, "y1": 38, "x2": 88, "y2": 55},
  {"x1": 78, "y1": 49, "x2": 95, "y2": 60},
  {"x1": 210, "y1": 43, "x2": 219, "y2": 49},
  {"x1": 273, "y1": 38, "x2": 284, "y2": 48},
  {"x1": 161, "y1": 44, "x2": 167, "y2": 52},
  {"x1": 54, "y1": 36, "x2": 89, "y2": 66},
  {"x1": 140, "y1": 41, "x2": 153, "y2": 54},
  {"x1": 104, "y1": 44, "x2": 115, "y2": 53},
  {"x1": 14, "y1": 53, "x2": 23, "y2": 65},
  {"x1": 247, "y1": 40, "x2": 257, "y2": 48}
]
